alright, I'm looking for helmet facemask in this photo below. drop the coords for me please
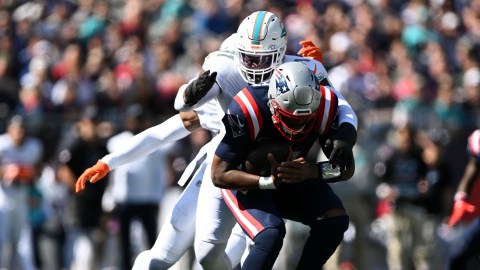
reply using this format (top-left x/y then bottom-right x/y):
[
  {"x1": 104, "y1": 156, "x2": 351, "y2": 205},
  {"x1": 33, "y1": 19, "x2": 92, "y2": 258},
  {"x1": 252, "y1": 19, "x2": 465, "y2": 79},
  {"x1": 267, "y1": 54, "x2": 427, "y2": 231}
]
[
  {"x1": 269, "y1": 99, "x2": 320, "y2": 141},
  {"x1": 235, "y1": 11, "x2": 287, "y2": 84},
  {"x1": 238, "y1": 48, "x2": 282, "y2": 84}
]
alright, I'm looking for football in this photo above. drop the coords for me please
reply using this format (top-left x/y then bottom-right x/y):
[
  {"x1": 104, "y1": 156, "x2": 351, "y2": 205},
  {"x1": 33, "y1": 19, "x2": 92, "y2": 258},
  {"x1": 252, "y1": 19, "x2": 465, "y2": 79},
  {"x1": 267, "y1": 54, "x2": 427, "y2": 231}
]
[{"x1": 244, "y1": 140, "x2": 291, "y2": 176}]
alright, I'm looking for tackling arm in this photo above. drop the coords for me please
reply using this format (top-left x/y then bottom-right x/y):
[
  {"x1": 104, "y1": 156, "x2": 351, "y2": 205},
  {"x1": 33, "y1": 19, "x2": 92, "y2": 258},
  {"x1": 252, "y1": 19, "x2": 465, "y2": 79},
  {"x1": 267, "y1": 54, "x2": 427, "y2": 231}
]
[
  {"x1": 174, "y1": 72, "x2": 221, "y2": 112},
  {"x1": 323, "y1": 87, "x2": 357, "y2": 172},
  {"x1": 75, "y1": 113, "x2": 194, "y2": 192},
  {"x1": 102, "y1": 113, "x2": 194, "y2": 170},
  {"x1": 332, "y1": 88, "x2": 358, "y2": 130}
]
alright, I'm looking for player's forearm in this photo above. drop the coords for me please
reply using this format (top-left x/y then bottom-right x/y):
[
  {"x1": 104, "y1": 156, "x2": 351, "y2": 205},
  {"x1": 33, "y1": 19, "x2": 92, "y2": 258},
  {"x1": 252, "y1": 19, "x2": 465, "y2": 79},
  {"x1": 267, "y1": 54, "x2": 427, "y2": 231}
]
[
  {"x1": 213, "y1": 169, "x2": 264, "y2": 189},
  {"x1": 102, "y1": 114, "x2": 191, "y2": 169},
  {"x1": 212, "y1": 155, "x2": 265, "y2": 189}
]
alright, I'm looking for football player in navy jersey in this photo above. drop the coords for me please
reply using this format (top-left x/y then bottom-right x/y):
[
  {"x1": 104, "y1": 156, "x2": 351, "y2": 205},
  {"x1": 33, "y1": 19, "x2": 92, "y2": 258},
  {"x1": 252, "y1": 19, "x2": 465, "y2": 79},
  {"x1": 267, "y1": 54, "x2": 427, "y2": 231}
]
[
  {"x1": 447, "y1": 129, "x2": 480, "y2": 270},
  {"x1": 212, "y1": 62, "x2": 356, "y2": 269}
]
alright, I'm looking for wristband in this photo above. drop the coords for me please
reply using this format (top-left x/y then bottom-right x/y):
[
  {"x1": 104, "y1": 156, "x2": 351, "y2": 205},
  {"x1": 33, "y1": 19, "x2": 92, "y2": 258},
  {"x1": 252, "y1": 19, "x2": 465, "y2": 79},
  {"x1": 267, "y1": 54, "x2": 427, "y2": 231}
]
[
  {"x1": 258, "y1": 176, "x2": 276, "y2": 189},
  {"x1": 317, "y1": 162, "x2": 341, "y2": 181}
]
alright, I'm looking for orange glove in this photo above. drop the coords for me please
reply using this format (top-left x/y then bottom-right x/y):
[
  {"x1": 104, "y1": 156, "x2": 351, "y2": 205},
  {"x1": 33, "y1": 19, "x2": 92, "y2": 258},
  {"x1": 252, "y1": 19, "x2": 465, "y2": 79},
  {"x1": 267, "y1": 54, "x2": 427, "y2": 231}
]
[
  {"x1": 448, "y1": 196, "x2": 476, "y2": 227},
  {"x1": 75, "y1": 160, "x2": 110, "y2": 192},
  {"x1": 297, "y1": 40, "x2": 323, "y2": 63}
]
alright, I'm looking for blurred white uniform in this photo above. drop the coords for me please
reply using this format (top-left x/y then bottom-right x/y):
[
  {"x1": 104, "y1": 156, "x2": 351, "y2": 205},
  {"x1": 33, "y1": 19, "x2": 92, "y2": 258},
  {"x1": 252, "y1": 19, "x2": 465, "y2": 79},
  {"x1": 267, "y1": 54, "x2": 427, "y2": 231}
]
[{"x1": 0, "y1": 128, "x2": 43, "y2": 270}]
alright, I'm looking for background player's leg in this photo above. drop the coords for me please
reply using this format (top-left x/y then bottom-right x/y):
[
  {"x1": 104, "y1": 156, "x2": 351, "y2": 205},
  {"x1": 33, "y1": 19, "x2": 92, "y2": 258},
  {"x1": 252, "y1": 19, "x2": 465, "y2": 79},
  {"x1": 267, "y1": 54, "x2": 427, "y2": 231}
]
[
  {"x1": 132, "y1": 162, "x2": 207, "y2": 270},
  {"x1": 225, "y1": 223, "x2": 247, "y2": 269}
]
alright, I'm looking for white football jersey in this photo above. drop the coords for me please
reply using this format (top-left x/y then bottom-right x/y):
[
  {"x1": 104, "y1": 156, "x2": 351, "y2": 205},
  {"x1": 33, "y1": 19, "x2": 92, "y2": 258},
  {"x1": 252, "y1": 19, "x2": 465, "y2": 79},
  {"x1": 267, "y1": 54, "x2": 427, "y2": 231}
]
[{"x1": 201, "y1": 48, "x2": 248, "y2": 112}]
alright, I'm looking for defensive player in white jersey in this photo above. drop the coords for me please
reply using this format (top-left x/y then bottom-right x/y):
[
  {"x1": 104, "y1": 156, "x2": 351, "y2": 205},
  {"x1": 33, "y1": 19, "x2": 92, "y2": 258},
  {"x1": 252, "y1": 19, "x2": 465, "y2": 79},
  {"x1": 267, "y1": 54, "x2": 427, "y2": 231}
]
[
  {"x1": 76, "y1": 11, "x2": 357, "y2": 269},
  {"x1": 174, "y1": 11, "x2": 357, "y2": 270}
]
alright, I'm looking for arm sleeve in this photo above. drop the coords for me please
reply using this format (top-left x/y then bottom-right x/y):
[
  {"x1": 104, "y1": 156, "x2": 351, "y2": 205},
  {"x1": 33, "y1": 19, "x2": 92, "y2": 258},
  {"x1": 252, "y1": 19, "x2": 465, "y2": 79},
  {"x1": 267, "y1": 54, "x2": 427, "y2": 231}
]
[
  {"x1": 194, "y1": 100, "x2": 223, "y2": 135},
  {"x1": 101, "y1": 114, "x2": 190, "y2": 170}
]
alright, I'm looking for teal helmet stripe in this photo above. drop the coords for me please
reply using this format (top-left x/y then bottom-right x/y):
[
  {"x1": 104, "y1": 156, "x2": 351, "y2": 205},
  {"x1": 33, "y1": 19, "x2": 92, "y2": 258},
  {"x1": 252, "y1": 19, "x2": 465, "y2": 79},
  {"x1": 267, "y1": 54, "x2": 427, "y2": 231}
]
[{"x1": 252, "y1": 11, "x2": 267, "y2": 46}]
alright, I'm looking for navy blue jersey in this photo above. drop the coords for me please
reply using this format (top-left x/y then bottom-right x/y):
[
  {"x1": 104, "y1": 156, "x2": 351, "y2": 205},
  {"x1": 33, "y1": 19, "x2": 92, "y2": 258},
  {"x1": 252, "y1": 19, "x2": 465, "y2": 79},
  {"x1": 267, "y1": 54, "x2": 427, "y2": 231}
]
[
  {"x1": 216, "y1": 84, "x2": 343, "y2": 240},
  {"x1": 216, "y1": 84, "x2": 339, "y2": 168}
]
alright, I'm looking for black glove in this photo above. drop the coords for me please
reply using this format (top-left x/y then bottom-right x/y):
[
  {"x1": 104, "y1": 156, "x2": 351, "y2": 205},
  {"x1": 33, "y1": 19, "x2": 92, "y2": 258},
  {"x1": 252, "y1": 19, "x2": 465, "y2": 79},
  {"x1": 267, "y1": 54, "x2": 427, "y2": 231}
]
[
  {"x1": 325, "y1": 123, "x2": 357, "y2": 171},
  {"x1": 184, "y1": 70, "x2": 217, "y2": 106}
]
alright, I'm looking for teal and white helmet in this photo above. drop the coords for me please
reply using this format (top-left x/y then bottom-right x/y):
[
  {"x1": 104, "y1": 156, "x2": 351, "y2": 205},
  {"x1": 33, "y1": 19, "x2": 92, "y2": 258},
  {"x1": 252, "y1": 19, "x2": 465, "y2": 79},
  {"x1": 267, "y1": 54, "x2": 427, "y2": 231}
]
[{"x1": 235, "y1": 11, "x2": 287, "y2": 84}]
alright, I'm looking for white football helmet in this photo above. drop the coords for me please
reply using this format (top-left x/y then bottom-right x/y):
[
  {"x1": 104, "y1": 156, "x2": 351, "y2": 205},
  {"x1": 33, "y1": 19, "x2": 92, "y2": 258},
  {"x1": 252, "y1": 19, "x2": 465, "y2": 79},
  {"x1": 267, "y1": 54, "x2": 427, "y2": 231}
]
[
  {"x1": 235, "y1": 11, "x2": 287, "y2": 84},
  {"x1": 268, "y1": 62, "x2": 321, "y2": 141}
]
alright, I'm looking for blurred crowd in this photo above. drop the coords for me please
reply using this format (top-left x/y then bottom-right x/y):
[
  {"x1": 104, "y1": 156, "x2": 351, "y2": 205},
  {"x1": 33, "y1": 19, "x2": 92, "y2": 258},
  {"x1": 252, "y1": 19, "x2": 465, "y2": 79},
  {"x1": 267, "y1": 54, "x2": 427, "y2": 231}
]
[{"x1": 0, "y1": 0, "x2": 480, "y2": 269}]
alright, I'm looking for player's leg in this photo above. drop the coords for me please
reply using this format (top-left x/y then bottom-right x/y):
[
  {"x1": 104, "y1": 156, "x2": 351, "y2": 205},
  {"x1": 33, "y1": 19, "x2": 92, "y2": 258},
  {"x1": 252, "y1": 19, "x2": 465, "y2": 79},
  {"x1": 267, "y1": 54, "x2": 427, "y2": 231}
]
[
  {"x1": 194, "y1": 156, "x2": 239, "y2": 270},
  {"x1": 117, "y1": 203, "x2": 134, "y2": 269},
  {"x1": 297, "y1": 214, "x2": 349, "y2": 269},
  {"x1": 278, "y1": 181, "x2": 349, "y2": 269},
  {"x1": 221, "y1": 189, "x2": 286, "y2": 270},
  {"x1": 225, "y1": 223, "x2": 247, "y2": 269},
  {"x1": 132, "y1": 159, "x2": 207, "y2": 270}
]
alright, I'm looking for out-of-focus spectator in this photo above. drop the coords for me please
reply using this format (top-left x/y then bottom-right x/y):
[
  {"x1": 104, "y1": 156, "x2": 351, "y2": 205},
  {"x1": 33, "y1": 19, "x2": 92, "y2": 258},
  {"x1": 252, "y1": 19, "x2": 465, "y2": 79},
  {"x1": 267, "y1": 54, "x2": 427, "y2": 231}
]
[
  {"x1": 103, "y1": 105, "x2": 176, "y2": 270},
  {"x1": 78, "y1": 1, "x2": 109, "y2": 46},
  {"x1": 57, "y1": 115, "x2": 109, "y2": 270},
  {"x1": 372, "y1": 124, "x2": 437, "y2": 270},
  {"x1": 0, "y1": 56, "x2": 20, "y2": 130},
  {"x1": 0, "y1": 115, "x2": 43, "y2": 270},
  {"x1": 461, "y1": 47, "x2": 480, "y2": 129}
]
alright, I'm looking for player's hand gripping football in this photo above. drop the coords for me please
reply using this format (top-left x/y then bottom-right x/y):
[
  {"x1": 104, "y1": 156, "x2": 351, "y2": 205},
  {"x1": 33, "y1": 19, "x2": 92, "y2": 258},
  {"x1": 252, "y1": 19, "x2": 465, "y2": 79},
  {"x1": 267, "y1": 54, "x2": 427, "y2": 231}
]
[
  {"x1": 297, "y1": 40, "x2": 323, "y2": 63},
  {"x1": 448, "y1": 192, "x2": 476, "y2": 227},
  {"x1": 266, "y1": 149, "x2": 293, "y2": 187},
  {"x1": 75, "y1": 160, "x2": 110, "y2": 192},
  {"x1": 184, "y1": 70, "x2": 217, "y2": 106},
  {"x1": 275, "y1": 157, "x2": 319, "y2": 184}
]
